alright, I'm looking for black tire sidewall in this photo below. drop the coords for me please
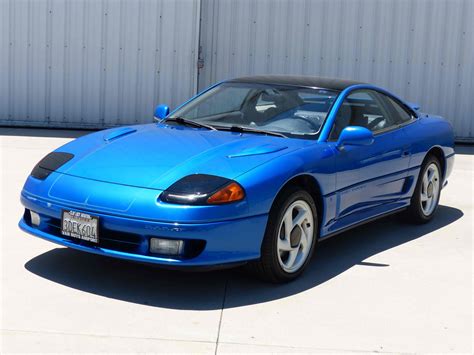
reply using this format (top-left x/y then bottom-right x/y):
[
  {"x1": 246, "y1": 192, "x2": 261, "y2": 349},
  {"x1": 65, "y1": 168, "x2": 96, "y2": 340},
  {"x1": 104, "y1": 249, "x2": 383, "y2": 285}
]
[
  {"x1": 410, "y1": 156, "x2": 442, "y2": 223},
  {"x1": 263, "y1": 188, "x2": 318, "y2": 282}
]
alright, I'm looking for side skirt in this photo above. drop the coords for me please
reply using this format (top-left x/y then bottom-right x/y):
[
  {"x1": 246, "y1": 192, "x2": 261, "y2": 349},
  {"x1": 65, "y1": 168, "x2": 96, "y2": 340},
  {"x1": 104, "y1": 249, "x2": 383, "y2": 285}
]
[{"x1": 318, "y1": 206, "x2": 407, "y2": 242}]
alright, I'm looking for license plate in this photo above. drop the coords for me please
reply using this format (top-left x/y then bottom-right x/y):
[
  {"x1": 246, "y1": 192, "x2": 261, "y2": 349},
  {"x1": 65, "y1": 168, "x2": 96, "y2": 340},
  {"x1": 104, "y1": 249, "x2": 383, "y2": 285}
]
[{"x1": 61, "y1": 210, "x2": 99, "y2": 243}]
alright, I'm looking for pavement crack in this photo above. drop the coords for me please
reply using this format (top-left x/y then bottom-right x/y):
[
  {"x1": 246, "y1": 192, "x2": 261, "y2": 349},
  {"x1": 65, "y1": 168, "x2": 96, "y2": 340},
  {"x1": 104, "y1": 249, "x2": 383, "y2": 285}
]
[
  {"x1": 1, "y1": 328, "x2": 215, "y2": 345},
  {"x1": 214, "y1": 277, "x2": 228, "y2": 355}
]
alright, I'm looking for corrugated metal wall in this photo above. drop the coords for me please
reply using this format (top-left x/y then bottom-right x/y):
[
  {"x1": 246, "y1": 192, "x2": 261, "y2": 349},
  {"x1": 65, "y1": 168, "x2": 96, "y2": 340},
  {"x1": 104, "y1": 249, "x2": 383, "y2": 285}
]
[
  {"x1": 1, "y1": 0, "x2": 473, "y2": 141},
  {"x1": 199, "y1": 0, "x2": 474, "y2": 142},
  {"x1": 0, "y1": 0, "x2": 200, "y2": 128}
]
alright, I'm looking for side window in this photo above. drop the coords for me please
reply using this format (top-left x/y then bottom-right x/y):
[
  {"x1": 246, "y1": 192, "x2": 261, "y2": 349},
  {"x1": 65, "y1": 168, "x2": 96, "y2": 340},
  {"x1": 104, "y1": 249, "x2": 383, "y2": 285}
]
[
  {"x1": 379, "y1": 94, "x2": 414, "y2": 124},
  {"x1": 329, "y1": 90, "x2": 396, "y2": 140}
]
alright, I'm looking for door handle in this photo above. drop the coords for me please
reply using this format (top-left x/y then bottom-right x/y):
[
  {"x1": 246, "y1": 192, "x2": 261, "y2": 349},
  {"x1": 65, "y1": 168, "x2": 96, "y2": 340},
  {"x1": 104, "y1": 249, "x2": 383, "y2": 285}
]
[{"x1": 402, "y1": 145, "x2": 411, "y2": 157}]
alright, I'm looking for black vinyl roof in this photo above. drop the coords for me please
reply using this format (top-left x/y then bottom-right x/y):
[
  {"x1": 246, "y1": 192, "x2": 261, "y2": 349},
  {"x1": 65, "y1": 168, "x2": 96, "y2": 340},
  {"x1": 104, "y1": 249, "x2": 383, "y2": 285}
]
[{"x1": 228, "y1": 75, "x2": 364, "y2": 91}]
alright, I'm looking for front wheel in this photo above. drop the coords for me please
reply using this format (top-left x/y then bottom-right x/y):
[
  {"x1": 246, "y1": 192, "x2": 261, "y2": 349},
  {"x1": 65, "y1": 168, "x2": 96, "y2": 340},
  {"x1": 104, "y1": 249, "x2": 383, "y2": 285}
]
[
  {"x1": 251, "y1": 188, "x2": 318, "y2": 283},
  {"x1": 406, "y1": 156, "x2": 442, "y2": 223}
]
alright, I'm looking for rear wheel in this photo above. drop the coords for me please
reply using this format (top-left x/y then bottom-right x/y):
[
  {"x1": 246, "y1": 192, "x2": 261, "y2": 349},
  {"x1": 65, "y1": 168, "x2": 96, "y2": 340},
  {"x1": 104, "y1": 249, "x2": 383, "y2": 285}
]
[
  {"x1": 251, "y1": 187, "x2": 318, "y2": 283},
  {"x1": 406, "y1": 156, "x2": 442, "y2": 223}
]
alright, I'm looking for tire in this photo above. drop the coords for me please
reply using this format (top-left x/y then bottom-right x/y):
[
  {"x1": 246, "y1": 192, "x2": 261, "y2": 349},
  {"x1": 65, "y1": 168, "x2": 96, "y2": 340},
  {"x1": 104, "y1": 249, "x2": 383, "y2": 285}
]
[
  {"x1": 406, "y1": 155, "x2": 442, "y2": 224},
  {"x1": 250, "y1": 187, "x2": 318, "y2": 283}
]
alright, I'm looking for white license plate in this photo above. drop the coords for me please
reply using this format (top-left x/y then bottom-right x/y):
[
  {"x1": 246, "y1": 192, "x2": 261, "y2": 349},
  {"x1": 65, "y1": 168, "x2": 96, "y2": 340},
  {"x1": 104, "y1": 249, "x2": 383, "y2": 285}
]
[{"x1": 61, "y1": 210, "x2": 99, "y2": 243}]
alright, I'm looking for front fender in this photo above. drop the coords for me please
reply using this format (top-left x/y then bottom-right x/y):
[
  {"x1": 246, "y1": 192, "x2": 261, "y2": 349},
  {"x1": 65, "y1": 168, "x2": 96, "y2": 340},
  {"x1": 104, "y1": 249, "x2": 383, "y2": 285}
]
[{"x1": 236, "y1": 143, "x2": 336, "y2": 217}]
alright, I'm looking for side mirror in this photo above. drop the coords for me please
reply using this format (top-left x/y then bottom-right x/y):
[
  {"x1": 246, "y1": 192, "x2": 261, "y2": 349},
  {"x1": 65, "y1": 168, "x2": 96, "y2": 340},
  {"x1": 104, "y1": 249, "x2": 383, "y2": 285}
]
[
  {"x1": 336, "y1": 126, "x2": 374, "y2": 149},
  {"x1": 406, "y1": 101, "x2": 421, "y2": 111},
  {"x1": 154, "y1": 104, "x2": 170, "y2": 120}
]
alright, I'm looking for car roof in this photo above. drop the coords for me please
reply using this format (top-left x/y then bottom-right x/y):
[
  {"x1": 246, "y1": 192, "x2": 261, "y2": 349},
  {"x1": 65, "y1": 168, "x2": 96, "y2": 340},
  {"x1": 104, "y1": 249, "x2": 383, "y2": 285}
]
[{"x1": 227, "y1": 75, "x2": 365, "y2": 91}]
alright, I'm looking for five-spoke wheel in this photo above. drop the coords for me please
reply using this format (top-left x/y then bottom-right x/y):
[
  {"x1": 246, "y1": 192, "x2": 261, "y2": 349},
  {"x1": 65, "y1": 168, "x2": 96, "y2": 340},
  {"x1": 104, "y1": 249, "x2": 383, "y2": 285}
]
[
  {"x1": 406, "y1": 155, "x2": 442, "y2": 223},
  {"x1": 251, "y1": 187, "x2": 317, "y2": 283},
  {"x1": 420, "y1": 163, "x2": 440, "y2": 216},
  {"x1": 277, "y1": 200, "x2": 314, "y2": 273}
]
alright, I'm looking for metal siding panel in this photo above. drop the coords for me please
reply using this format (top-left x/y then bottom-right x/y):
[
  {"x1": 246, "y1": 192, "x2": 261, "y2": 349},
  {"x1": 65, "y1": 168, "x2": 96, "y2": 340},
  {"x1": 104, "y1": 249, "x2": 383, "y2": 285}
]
[
  {"x1": 137, "y1": 0, "x2": 159, "y2": 124},
  {"x1": 199, "y1": 0, "x2": 473, "y2": 141},
  {"x1": 27, "y1": 1, "x2": 48, "y2": 123},
  {"x1": 65, "y1": 0, "x2": 85, "y2": 123},
  {"x1": 119, "y1": 0, "x2": 139, "y2": 124},
  {"x1": 389, "y1": 0, "x2": 411, "y2": 95},
  {"x1": 175, "y1": 0, "x2": 199, "y2": 104},
  {"x1": 253, "y1": 0, "x2": 271, "y2": 75},
  {"x1": 247, "y1": 0, "x2": 257, "y2": 76},
  {"x1": 2, "y1": 0, "x2": 472, "y2": 139},
  {"x1": 270, "y1": 0, "x2": 286, "y2": 74},
  {"x1": 49, "y1": 0, "x2": 67, "y2": 124},
  {"x1": 1, "y1": 0, "x2": 199, "y2": 128},
  {"x1": 152, "y1": 0, "x2": 165, "y2": 109},
  {"x1": 232, "y1": 0, "x2": 249, "y2": 78},
  {"x1": 156, "y1": 0, "x2": 172, "y2": 111},
  {"x1": 0, "y1": 0, "x2": 9, "y2": 120},
  {"x1": 11, "y1": 0, "x2": 29, "y2": 121},
  {"x1": 407, "y1": 0, "x2": 429, "y2": 106},
  {"x1": 357, "y1": 0, "x2": 378, "y2": 82},
  {"x1": 438, "y1": 0, "x2": 463, "y2": 126},
  {"x1": 423, "y1": 1, "x2": 444, "y2": 115},
  {"x1": 83, "y1": 0, "x2": 103, "y2": 125},
  {"x1": 102, "y1": 0, "x2": 119, "y2": 124},
  {"x1": 197, "y1": 0, "x2": 214, "y2": 90},
  {"x1": 159, "y1": 1, "x2": 181, "y2": 108},
  {"x1": 455, "y1": 0, "x2": 473, "y2": 139}
]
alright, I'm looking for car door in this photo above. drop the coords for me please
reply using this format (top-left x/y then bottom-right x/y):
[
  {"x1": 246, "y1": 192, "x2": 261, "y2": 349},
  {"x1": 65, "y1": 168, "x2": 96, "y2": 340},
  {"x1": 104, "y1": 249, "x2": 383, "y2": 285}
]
[{"x1": 330, "y1": 89, "x2": 411, "y2": 230}]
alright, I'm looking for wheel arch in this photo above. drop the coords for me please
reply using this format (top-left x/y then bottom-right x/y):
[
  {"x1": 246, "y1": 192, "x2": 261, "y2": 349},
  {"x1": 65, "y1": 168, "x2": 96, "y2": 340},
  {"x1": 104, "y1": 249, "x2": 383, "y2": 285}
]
[
  {"x1": 271, "y1": 174, "x2": 324, "y2": 233},
  {"x1": 424, "y1": 146, "x2": 446, "y2": 181}
]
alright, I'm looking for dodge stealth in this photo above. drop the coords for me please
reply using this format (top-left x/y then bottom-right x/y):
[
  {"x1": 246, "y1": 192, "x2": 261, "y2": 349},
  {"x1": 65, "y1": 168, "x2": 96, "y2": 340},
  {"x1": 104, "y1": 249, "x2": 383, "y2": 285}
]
[{"x1": 19, "y1": 75, "x2": 455, "y2": 282}]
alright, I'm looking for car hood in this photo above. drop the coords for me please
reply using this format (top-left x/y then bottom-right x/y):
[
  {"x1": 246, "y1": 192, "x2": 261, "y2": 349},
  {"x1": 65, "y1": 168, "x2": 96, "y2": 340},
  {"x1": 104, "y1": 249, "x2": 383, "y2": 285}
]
[{"x1": 54, "y1": 124, "x2": 309, "y2": 190}]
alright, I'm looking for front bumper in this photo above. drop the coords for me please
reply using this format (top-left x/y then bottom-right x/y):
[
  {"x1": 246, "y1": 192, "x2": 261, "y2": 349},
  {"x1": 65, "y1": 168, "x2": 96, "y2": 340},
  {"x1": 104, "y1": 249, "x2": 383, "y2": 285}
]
[{"x1": 20, "y1": 192, "x2": 267, "y2": 268}]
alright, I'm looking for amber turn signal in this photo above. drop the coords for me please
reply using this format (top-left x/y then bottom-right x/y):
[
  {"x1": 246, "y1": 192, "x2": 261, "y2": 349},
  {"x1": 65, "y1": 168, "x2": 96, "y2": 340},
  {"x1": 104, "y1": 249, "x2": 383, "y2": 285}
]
[{"x1": 207, "y1": 182, "x2": 245, "y2": 204}]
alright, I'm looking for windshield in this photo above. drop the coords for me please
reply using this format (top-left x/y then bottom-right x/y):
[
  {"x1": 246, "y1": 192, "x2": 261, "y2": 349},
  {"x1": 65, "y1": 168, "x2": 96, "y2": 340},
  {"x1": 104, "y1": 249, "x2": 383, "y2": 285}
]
[{"x1": 169, "y1": 82, "x2": 339, "y2": 139}]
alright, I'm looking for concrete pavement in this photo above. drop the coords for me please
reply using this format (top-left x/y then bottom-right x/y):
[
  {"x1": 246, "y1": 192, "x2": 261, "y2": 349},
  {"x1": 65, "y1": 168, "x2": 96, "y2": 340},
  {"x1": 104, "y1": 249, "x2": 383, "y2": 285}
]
[{"x1": 1, "y1": 128, "x2": 472, "y2": 353}]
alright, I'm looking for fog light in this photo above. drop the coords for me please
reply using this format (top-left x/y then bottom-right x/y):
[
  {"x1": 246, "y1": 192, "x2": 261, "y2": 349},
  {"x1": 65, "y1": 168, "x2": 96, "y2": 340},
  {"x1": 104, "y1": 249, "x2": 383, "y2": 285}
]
[
  {"x1": 150, "y1": 238, "x2": 184, "y2": 256},
  {"x1": 30, "y1": 210, "x2": 41, "y2": 226}
]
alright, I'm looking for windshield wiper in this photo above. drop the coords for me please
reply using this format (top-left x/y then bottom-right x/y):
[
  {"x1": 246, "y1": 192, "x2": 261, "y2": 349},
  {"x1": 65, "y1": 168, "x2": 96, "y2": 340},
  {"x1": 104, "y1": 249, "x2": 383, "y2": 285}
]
[
  {"x1": 226, "y1": 125, "x2": 287, "y2": 138},
  {"x1": 163, "y1": 117, "x2": 216, "y2": 131}
]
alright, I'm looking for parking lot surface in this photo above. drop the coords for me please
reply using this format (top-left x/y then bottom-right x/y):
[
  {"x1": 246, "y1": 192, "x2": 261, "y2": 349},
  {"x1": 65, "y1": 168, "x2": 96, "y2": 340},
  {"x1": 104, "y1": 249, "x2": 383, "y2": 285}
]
[{"x1": 1, "y1": 128, "x2": 472, "y2": 353}]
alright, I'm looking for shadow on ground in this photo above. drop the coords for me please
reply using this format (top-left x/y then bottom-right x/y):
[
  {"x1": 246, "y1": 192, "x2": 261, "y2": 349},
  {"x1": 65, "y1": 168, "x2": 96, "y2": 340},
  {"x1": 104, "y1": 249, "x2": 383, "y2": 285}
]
[{"x1": 25, "y1": 205, "x2": 463, "y2": 310}]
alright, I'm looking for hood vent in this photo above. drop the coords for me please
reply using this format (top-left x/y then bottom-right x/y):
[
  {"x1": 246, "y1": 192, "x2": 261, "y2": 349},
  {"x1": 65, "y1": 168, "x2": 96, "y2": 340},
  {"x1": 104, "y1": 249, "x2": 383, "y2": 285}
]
[
  {"x1": 227, "y1": 144, "x2": 287, "y2": 158},
  {"x1": 104, "y1": 127, "x2": 137, "y2": 142}
]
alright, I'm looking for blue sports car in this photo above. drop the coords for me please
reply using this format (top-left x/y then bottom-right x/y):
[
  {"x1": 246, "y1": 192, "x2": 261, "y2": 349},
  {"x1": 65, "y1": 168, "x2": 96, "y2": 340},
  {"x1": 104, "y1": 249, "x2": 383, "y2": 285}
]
[{"x1": 19, "y1": 75, "x2": 455, "y2": 282}]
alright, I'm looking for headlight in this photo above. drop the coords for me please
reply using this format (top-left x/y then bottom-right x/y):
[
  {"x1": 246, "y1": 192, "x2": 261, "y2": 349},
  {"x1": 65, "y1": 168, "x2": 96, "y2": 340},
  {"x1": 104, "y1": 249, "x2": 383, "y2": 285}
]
[
  {"x1": 160, "y1": 174, "x2": 245, "y2": 205},
  {"x1": 31, "y1": 152, "x2": 74, "y2": 180}
]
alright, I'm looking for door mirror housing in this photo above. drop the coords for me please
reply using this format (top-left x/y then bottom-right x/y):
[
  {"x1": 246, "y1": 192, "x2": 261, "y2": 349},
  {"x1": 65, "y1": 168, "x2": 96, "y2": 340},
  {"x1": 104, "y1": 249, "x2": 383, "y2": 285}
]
[
  {"x1": 336, "y1": 126, "x2": 374, "y2": 149},
  {"x1": 406, "y1": 101, "x2": 421, "y2": 111},
  {"x1": 154, "y1": 104, "x2": 170, "y2": 120}
]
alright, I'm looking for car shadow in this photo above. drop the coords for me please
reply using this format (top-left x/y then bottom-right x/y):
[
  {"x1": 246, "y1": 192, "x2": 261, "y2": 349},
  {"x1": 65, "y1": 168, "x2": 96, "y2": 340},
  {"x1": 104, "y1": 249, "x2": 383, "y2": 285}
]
[{"x1": 25, "y1": 205, "x2": 463, "y2": 310}]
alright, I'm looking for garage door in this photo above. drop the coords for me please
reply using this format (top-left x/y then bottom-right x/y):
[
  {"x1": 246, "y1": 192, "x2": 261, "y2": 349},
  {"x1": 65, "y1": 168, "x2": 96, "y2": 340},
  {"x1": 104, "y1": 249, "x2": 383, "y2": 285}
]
[{"x1": 0, "y1": 0, "x2": 200, "y2": 129}]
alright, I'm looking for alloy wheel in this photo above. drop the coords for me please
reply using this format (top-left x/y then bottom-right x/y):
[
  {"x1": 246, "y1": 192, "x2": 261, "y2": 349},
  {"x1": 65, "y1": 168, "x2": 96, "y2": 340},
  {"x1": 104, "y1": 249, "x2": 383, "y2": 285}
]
[
  {"x1": 277, "y1": 200, "x2": 314, "y2": 273},
  {"x1": 420, "y1": 163, "x2": 440, "y2": 216}
]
